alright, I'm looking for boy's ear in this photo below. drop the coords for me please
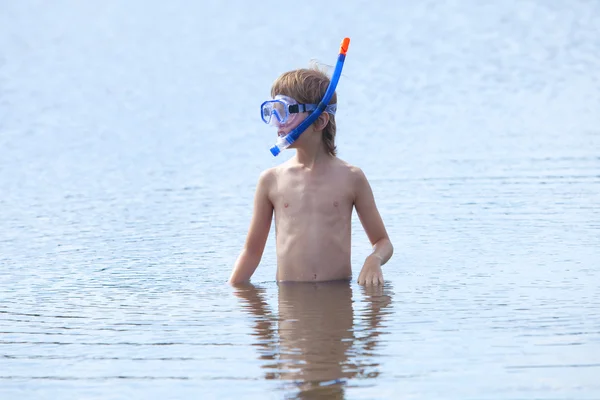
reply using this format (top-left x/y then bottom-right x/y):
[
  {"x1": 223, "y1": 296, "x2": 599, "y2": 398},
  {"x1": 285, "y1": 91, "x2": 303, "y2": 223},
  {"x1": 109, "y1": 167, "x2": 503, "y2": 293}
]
[{"x1": 313, "y1": 112, "x2": 330, "y2": 131}]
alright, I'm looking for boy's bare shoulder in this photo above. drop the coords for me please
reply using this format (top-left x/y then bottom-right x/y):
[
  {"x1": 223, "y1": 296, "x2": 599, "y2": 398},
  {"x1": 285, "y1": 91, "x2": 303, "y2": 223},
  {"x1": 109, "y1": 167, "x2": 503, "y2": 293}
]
[
  {"x1": 265, "y1": 158, "x2": 309, "y2": 177},
  {"x1": 262, "y1": 157, "x2": 366, "y2": 181},
  {"x1": 260, "y1": 160, "x2": 293, "y2": 182},
  {"x1": 257, "y1": 160, "x2": 295, "y2": 187},
  {"x1": 257, "y1": 166, "x2": 278, "y2": 189},
  {"x1": 332, "y1": 157, "x2": 367, "y2": 180}
]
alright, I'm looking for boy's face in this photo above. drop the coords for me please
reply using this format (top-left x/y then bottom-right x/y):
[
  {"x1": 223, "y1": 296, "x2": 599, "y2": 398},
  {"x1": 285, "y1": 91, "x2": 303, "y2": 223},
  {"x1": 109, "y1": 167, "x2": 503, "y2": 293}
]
[
  {"x1": 276, "y1": 111, "x2": 309, "y2": 141},
  {"x1": 264, "y1": 94, "x2": 311, "y2": 144}
]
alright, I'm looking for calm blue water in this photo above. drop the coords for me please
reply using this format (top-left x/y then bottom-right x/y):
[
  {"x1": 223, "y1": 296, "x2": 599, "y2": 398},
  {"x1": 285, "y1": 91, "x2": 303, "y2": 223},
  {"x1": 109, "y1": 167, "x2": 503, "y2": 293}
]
[{"x1": 1, "y1": 1, "x2": 599, "y2": 399}]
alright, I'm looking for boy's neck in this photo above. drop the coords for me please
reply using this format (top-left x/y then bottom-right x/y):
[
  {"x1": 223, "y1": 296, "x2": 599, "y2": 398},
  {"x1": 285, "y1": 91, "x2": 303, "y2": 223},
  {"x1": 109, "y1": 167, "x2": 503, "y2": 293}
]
[{"x1": 294, "y1": 139, "x2": 331, "y2": 169}]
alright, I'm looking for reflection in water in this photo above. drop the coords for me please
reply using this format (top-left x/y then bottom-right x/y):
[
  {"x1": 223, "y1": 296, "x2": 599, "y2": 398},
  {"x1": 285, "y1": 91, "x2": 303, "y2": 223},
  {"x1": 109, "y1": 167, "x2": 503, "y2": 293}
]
[{"x1": 234, "y1": 282, "x2": 393, "y2": 399}]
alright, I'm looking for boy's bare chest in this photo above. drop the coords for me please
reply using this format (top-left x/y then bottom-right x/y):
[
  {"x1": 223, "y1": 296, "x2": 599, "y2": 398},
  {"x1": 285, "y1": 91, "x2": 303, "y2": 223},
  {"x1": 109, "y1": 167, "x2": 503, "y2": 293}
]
[{"x1": 272, "y1": 173, "x2": 354, "y2": 215}]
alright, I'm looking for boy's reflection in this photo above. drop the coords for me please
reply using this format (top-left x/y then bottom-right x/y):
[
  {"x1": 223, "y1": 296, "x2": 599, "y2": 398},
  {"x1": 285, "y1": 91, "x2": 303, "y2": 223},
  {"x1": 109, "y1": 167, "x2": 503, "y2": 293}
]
[{"x1": 234, "y1": 281, "x2": 393, "y2": 399}]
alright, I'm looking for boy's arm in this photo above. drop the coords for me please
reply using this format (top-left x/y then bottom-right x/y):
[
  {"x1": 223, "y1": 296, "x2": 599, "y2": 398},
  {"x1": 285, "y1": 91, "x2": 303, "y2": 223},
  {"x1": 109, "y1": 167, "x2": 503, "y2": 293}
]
[
  {"x1": 353, "y1": 168, "x2": 393, "y2": 285},
  {"x1": 228, "y1": 170, "x2": 274, "y2": 285}
]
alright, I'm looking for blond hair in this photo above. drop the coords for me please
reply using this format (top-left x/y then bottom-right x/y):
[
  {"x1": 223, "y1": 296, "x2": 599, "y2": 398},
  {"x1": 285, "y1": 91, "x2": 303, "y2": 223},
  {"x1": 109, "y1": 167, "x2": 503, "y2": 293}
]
[{"x1": 271, "y1": 68, "x2": 337, "y2": 156}]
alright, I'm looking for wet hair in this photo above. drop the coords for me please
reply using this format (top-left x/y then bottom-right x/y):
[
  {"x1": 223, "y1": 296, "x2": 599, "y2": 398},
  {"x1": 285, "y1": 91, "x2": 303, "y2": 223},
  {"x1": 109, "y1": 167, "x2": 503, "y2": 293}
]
[{"x1": 271, "y1": 67, "x2": 337, "y2": 156}]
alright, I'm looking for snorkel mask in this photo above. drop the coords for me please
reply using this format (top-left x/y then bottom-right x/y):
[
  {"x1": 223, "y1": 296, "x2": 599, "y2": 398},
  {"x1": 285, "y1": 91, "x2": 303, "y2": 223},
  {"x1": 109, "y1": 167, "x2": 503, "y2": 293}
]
[
  {"x1": 261, "y1": 95, "x2": 337, "y2": 127},
  {"x1": 264, "y1": 37, "x2": 350, "y2": 156}
]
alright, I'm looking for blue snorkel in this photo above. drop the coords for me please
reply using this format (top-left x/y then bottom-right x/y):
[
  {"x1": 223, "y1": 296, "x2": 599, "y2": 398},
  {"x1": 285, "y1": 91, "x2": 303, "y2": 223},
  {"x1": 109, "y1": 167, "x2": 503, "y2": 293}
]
[{"x1": 270, "y1": 37, "x2": 350, "y2": 156}]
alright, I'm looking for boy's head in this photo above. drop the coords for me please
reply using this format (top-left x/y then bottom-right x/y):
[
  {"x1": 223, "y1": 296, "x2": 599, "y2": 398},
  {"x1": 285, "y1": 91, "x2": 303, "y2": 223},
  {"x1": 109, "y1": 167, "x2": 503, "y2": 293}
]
[{"x1": 270, "y1": 67, "x2": 337, "y2": 156}]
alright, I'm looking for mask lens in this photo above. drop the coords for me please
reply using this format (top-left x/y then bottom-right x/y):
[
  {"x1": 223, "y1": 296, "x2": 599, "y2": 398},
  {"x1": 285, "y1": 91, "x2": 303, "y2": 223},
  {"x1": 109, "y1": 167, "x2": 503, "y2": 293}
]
[
  {"x1": 261, "y1": 103, "x2": 273, "y2": 124},
  {"x1": 272, "y1": 102, "x2": 286, "y2": 123},
  {"x1": 261, "y1": 99, "x2": 289, "y2": 125}
]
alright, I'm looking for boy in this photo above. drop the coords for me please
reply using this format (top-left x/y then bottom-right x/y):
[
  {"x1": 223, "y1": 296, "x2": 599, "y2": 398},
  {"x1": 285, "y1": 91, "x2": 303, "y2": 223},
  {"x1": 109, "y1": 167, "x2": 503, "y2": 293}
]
[{"x1": 228, "y1": 68, "x2": 393, "y2": 285}]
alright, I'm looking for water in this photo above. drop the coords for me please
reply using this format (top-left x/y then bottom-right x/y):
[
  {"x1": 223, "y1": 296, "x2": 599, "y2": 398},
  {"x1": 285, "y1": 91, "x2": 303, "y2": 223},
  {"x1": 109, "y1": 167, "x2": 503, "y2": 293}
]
[{"x1": 1, "y1": 0, "x2": 599, "y2": 398}]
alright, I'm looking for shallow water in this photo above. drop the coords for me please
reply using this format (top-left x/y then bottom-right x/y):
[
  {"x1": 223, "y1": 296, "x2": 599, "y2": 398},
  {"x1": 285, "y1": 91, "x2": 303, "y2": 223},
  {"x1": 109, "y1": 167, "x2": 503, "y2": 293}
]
[{"x1": 1, "y1": 0, "x2": 599, "y2": 399}]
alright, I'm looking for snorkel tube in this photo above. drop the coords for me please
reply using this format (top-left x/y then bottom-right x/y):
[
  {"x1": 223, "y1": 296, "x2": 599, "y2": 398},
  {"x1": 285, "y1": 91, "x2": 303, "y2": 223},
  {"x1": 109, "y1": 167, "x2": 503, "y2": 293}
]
[{"x1": 270, "y1": 37, "x2": 350, "y2": 156}]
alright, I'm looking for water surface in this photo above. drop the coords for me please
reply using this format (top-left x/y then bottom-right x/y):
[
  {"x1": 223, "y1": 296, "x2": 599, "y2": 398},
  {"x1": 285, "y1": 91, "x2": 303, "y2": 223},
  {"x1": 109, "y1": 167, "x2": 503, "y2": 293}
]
[{"x1": 1, "y1": 0, "x2": 599, "y2": 399}]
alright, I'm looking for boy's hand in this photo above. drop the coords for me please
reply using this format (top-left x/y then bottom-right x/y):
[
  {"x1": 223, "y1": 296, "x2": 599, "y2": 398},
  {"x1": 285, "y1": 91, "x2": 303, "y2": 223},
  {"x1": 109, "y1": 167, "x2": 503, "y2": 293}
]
[{"x1": 358, "y1": 254, "x2": 384, "y2": 285}]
